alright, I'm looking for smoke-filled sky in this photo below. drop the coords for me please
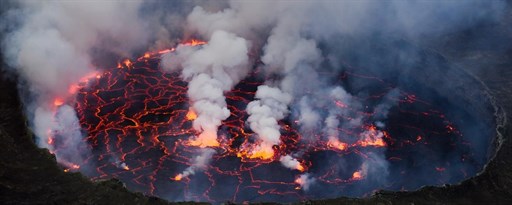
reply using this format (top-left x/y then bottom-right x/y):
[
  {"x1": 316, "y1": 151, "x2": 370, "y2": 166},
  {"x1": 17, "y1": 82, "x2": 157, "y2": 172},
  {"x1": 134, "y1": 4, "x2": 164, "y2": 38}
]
[{"x1": 0, "y1": 0, "x2": 507, "y2": 201}]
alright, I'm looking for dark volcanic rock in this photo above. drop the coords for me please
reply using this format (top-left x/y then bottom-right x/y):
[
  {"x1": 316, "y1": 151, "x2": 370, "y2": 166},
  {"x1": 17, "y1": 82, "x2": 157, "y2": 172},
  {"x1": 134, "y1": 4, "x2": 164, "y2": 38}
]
[
  {"x1": 0, "y1": 62, "x2": 178, "y2": 205},
  {"x1": 302, "y1": 5, "x2": 512, "y2": 205},
  {"x1": 2, "y1": 6, "x2": 512, "y2": 205}
]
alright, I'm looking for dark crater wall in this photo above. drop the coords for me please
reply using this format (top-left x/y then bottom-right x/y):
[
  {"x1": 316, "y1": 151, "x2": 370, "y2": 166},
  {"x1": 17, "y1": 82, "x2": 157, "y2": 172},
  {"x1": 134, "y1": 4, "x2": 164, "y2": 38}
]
[
  {"x1": 1, "y1": 9, "x2": 512, "y2": 205},
  {"x1": 1, "y1": 36, "x2": 507, "y2": 205}
]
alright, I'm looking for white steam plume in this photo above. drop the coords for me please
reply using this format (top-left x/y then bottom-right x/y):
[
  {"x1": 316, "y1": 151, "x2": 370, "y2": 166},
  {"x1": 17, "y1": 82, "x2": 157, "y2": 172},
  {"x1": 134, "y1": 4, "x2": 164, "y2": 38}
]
[
  {"x1": 174, "y1": 148, "x2": 216, "y2": 180},
  {"x1": 245, "y1": 85, "x2": 291, "y2": 158},
  {"x1": 34, "y1": 104, "x2": 88, "y2": 169},
  {"x1": 279, "y1": 155, "x2": 304, "y2": 171},
  {"x1": 373, "y1": 88, "x2": 401, "y2": 128},
  {"x1": 1, "y1": 0, "x2": 504, "y2": 195},
  {"x1": 162, "y1": 30, "x2": 249, "y2": 147},
  {"x1": 324, "y1": 86, "x2": 361, "y2": 148},
  {"x1": 1, "y1": 1, "x2": 149, "y2": 170},
  {"x1": 295, "y1": 173, "x2": 315, "y2": 191}
]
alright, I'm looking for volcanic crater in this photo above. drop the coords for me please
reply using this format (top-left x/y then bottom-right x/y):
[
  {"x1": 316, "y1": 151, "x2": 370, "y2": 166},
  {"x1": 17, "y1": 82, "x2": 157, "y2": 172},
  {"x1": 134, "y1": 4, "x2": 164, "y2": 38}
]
[{"x1": 45, "y1": 38, "x2": 500, "y2": 203}]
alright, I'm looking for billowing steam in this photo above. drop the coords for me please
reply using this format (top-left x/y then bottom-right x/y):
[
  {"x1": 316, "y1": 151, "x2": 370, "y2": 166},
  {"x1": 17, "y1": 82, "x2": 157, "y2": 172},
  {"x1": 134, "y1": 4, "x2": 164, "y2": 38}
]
[
  {"x1": 245, "y1": 85, "x2": 291, "y2": 159},
  {"x1": 295, "y1": 173, "x2": 315, "y2": 191},
  {"x1": 0, "y1": 0, "x2": 506, "y2": 202},
  {"x1": 1, "y1": 1, "x2": 151, "y2": 171},
  {"x1": 35, "y1": 104, "x2": 88, "y2": 169},
  {"x1": 162, "y1": 30, "x2": 249, "y2": 147}
]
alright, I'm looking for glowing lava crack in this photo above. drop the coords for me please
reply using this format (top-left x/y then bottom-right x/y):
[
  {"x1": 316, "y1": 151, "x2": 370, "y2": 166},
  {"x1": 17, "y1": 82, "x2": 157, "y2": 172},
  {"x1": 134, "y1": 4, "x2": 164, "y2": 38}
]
[{"x1": 46, "y1": 42, "x2": 477, "y2": 203}]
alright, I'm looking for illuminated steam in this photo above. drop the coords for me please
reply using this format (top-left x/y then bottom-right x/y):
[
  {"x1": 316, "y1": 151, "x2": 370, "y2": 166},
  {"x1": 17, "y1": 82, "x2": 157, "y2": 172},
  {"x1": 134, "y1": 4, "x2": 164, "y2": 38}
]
[
  {"x1": 174, "y1": 148, "x2": 216, "y2": 180},
  {"x1": 1, "y1": 1, "x2": 151, "y2": 170},
  {"x1": 162, "y1": 30, "x2": 249, "y2": 147},
  {"x1": 245, "y1": 85, "x2": 292, "y2": 159},
  {"x1": 295, "y1": 173, "x2": 315, "y2": 191},
  {"x1": 280, "y1": 155, "x2": 304, "y2": 171},
  {"x1": 0, "y1": 0, "x2": 505, "y2": 202}
]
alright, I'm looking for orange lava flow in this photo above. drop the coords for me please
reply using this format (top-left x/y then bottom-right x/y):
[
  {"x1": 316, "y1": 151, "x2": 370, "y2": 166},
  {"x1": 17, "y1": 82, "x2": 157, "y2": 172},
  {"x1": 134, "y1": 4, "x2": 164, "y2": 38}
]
[
  {"x1": 185, "y1": 108, "x2": 197, "y2": 121},
  {"x1": 351, "y1": 170, "x2": 363, "y2": 180},
  {"x1": 182, "y1": 39, "x2": 207, "y2": 46},
  {"x1": 327, "y1": 138, "x2": 348, "y2": 151},
  {"x1": 173, "y1": 174, "x2": 183, "y2": 181},
  {"x1": 296, "y1": 164, "x2": 305, "y2": 172},
  {"x1": 238, "y1": 145, "x2": 275, "y2": 160},
  {"x1": 53, "y1": 98, "x2": 64, "y2": 106},
  {"x1": 187, "y1": 131, "x2": 220, "y2": 148}
]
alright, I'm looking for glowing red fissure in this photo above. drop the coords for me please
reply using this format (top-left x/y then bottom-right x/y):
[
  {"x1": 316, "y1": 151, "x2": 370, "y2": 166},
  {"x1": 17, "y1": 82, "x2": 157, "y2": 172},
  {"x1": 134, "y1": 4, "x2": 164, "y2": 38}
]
[
  {"x1": 55, "y1": 41, "x2": 386, "y2": 166},
  {"x1": 44, "y1": 40, "x2": 465, "y2": 201}
]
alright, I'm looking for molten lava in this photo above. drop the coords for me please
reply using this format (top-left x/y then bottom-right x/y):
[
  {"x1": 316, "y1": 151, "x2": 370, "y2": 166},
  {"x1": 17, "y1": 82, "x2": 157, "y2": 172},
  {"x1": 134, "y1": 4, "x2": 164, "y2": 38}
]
[
  {"x1": 42, "y1": 41, "x2": 477, "y2": 203},
  {"x1": 53, "y1": 98, "x2": 64, "y2": 106},
  {"x1": 187, "y1": 130, "x2": 220, "y2": 148},
  {"x1": 239, "y1": 144, "x2": 276, "y2": 160},
  {"x1": 351, "y1": 170, "x2": 363, "y2": 180},
  {"x1": 173, "y1": 174, "x2": 183, "y2": 181},
  {"x1": 327, "y1": 138, "x2": 348, "y2": 151},
  {"x1": 185, "y1": 108, "x2": 197, "y2": 121},
  {"x1": 182, "y1": 39, "x2": 207, "y2": 46}
]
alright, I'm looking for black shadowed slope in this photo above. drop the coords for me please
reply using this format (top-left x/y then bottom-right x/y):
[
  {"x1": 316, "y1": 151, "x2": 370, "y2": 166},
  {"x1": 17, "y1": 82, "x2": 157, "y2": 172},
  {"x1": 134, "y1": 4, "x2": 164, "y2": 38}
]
[{"x1": 0, "y1": 57, "x2": 210, "y2": 205}]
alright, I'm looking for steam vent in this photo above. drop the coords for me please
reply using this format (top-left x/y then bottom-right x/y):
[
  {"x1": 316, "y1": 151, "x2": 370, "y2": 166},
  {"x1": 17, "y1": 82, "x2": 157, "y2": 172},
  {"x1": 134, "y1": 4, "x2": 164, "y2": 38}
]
[{"x1": 1, "y1": 1, "x2": 511, "y2": 204}]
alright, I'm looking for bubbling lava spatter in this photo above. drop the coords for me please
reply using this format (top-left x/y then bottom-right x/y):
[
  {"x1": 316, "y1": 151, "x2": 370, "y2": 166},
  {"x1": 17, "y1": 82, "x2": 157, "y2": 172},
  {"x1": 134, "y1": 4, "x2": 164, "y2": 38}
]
[{"x1": 47, "y1": 42, "x2": 475, "y2": 202}]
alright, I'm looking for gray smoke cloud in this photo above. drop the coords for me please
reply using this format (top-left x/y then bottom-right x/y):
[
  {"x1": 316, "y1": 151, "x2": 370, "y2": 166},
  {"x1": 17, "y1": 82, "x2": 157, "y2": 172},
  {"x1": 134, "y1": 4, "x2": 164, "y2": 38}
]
[
  {"x1": 1, "y1": 0, "x2": 506, "y2": 200},
  {"x1": 178, "y1": 0, "x2": 505, "y2": 190},
  {"x1": 0, "y1": 0, "x2": 154, "y2": 171}
]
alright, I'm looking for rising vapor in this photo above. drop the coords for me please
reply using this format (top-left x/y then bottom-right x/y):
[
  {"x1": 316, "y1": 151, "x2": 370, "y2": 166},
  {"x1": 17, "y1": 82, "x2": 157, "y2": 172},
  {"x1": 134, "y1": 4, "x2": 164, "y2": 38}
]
[{"x1": 0, "y1": 0, "x2": 506, "y2": 202}]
